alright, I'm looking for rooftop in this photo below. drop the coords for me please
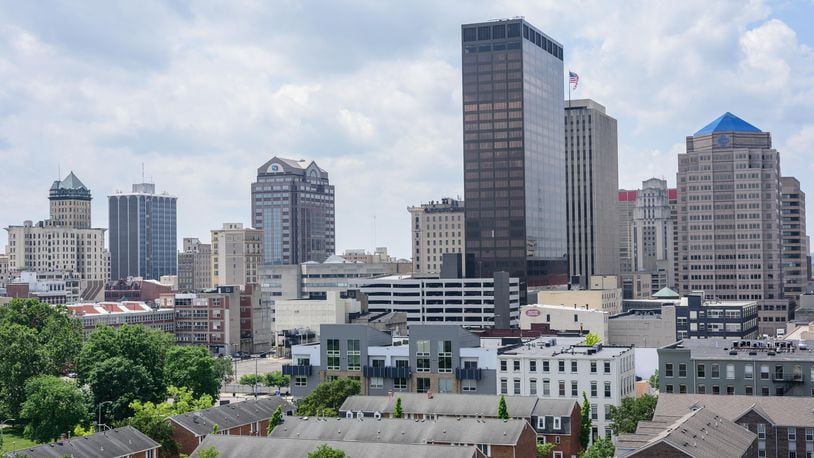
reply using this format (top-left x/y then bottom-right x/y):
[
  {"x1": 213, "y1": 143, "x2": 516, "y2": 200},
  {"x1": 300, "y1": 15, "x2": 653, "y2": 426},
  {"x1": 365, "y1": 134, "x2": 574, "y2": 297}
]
[
  {"x1": 694, "y1": 112, "x2": 762, "y2": 135},
  {"x1": 9, "y1": 426, "x2": 158, "y2": 458},
  {"x1": 655, "y1": 393, "x2": 814, "y2": 428},
  {"x1": 50, "y1": 171, "x2": 88, "y2": 191},
  {"x1": 67, "y1": 301, "x2": 165, "y2": 316},
  {"x1": 661, "y1": 338, "x2": 814, "y2": 361},
  {"x1": 499, "y1": 336, "x2": 632, "y2": 358},
  {"x1": 523, "y1": 304, "x2": 609, "y2": 314},
  {"x1": 652, "y1": 287, "x2": 680, "y2": 299},
  {"x1": 269, "y1": 416, "x2": 529, "y2": 446},
  {"x1": 170, "y1": 398, "x2": 294, "y2": 436},
  {"x1": 193, "y1": 436, "x2": 483, "y2": 458}
]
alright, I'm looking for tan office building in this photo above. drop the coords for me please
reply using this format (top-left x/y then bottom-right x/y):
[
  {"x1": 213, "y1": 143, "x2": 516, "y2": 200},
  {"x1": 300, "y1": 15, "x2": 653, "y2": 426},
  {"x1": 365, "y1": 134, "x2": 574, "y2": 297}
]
[
  {"x1": 178, "y1": 237, "x2": 212, "y2": 291},
  {"x1": 781, "y1": 176, "x2": 809, "y2": 309},
  {"x1": 210, "y1": 223, "x2": 262, "y2": 288},
  {"x1": 407, "y1": 198, "x2": 464, "y2": 274}
]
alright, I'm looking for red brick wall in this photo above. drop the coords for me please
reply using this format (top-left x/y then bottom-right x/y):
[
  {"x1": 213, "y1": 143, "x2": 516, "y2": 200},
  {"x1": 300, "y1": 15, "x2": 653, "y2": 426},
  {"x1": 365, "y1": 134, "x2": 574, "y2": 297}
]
[{"x1": 172, "y1": 422, "x2": 201, "y2": 456}]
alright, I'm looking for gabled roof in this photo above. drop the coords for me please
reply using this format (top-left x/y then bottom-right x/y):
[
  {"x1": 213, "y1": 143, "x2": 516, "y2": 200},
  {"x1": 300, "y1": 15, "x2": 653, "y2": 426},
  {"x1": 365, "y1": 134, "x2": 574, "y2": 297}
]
[
  {"x1": 655, "y1": 393, "x2": 814, "y2": 428},
  {"x1": 192, "y1": 436, "x2": 484, "y2": 458},
  {"x1": 652, "y1": 287, "x2": 680, "y2": 299},
  {"x1": 9, "y1": 426, "x2": 159, "y2": 458},
  {"x1": 170, "y1": 398, "x2": 294, "y2": 437},
  {"x1": 270, "y1": 416, "x2": 529, "y2": 446},
  {"x1": 694, "y1": 112, "x2": 762, "y2": 135}
]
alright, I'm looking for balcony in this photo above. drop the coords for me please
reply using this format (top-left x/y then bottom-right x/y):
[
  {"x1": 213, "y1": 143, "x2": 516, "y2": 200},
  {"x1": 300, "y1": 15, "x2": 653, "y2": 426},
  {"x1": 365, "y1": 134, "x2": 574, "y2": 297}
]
[
  {"x1": 455, "y1": 367, "x2": 482, "y2": 380},
  {"x1": 282, "y1": 364, "x2": 313, "y2": 377},
  {"x1": 363, "y1": 365, "x2": 411, "y2": 379}
]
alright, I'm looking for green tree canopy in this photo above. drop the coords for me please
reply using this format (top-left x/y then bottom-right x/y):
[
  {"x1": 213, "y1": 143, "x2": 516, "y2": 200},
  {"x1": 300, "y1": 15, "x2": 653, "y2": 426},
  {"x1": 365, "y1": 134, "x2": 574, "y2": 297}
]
[
  {"x1": 213, "y1": 357, "x2": 234, "y2": 384},
  {"x1": 164, "y1": 346, "x2": 220, "y2": 399},
  {"x1": 393, "y1": 396, "x2": 403, "y2": 419},
  {"x1": 584, "y1": 332, "x2": 602, "y2": 346},
  {"x1": 267, "y1": 406, "x2": 284, "y2": 435},
  {"x1": 20, "y1": 375, "x2": 88, "y2": 442},
  {"x1": 89, "y1": 356, "x2": 155, "y2": 421},
  {"x1": 581, "y1": 436, "x2": 615, "y2": 458},
  {"x1": 308, "y1": 444, "x2": 347, "y2": 458},
  {"x1": 536, "y1": 442, "x2": 555, "y2": 458},
  {"x1": 129, "y1": 386, "x2": 215, "y2": 458},
  {"x1": 497, "y1": 394, "x2": 509, "y2": 419},
  {"x1": 296, "y1": 378, "x2": 360, "y2": 416},
  {"x1": 648, "y1": 370, "x2": 659, "y2": 389},
  {"x1": 196, "y1": 446, "x2": 220, "y2": 458},
  {"x1": 265, "y1": 371, "x2": 290, "y2": 388},
  {"x1": 0, "y1": 323, "x2": 48, "y2": 417},
  {"x1": 239, "y1": 374, "x2": 262, "y2": 386},
  {"x1": 580, "y1": 391, "x2": 592, "y2": 450},
  {"x1": 609, "y1": 394, "x2": 658, "y2": 435}
]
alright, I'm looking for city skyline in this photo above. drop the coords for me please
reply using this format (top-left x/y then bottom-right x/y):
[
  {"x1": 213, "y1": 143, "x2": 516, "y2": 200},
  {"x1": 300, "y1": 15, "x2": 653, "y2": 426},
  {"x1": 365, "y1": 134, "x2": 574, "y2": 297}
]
[{"x1": 1, "y1": 1, "x2": 813, "y2": 260}]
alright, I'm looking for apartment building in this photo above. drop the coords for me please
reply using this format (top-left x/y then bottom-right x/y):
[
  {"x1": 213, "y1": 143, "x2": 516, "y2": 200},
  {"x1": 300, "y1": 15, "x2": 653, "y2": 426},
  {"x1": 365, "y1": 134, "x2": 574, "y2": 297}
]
[
  {"x1": 781, "y1": 177, "x2": 809, "y2": 310},
  {"x1": 658, "y1": 338, "x2": 814, "y2": 396},
  {"x1": 210, "y1": 223, "x2": 262, "y2": 288},
  {"x1": 496, "y1": 336, "x2": 635, "y2": 437},
  {"x1": 356, "y1": 273, "x2": 520, "y2": 328},
  {"x1": 408, "y1": 198, "x2": 465, "y2": 275},
  {"x1": 177, "y1": 237, "x2": 212, "y2": 291},
  {"x1": 284, "y1": 324, "x2": 499, "y2": 398}
]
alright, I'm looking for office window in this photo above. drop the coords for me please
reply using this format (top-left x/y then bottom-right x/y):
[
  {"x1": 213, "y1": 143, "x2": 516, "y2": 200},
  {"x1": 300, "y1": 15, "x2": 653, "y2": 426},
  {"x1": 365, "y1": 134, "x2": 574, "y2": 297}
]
[
  {"x1": 417, "y1": 340, "x2": 431, "y2": 372},
  {"x1": 604, "y1": 361, "x2": 611, "y2": 374},
  {"x1": 438, "y1": 340, "x2": 452, "y2": 373},
  {"x1": 711, "y1": 364, "x2": 720, "y2": 378},
  {"x1": 726, "y1": 364, "x2": 735, "y2": 380},
  {"x1": 591, "y1": 381, "x2": 597, "y2": 397},
  {"x1": 604, "y1": 382, "x2": 611, "y2": 398},
  {"x1": 745, "y1": 365, "x2": 753, "y2": 379},
  {"x1": 679, "y1": 363, "x2": 687, "y2": 377},
  {"x1": 327, "y1": 339, "x2": 340, "y2": 370},
  {"x1": 500, "y1": 379, "x2": 508, "y2": 394},
  {"x1": 462, "y1": 379, "x2": 476, "y2": 392},
  {"x1": 530, "y1": 379, "x2": 537, "y2": 395},
  {"x1": 665, "y1": 363, "x2": 673, "y2": 377},
  {"x1": 697, "y1": 364, "x2": 705, "y2": 378},
  {"x1": 571, "y1": 381, "x2": 578, "y2": 396},
  {"x1": 347, "y1": 339, "x2": 361, "y2": 371},
  {"x1": 514, "y1": 379, "x2": 521, "y2": 395},
  {"x1": 590, "y1": 361, "x2": 597, "y2": 374}
]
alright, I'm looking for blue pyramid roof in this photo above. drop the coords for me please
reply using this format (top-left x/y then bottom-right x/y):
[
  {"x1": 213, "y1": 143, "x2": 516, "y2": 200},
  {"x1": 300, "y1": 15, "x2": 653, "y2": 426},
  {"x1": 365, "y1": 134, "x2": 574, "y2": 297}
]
[{"x1": 695, "y1": 112, "x2": 761, "y2": 135}]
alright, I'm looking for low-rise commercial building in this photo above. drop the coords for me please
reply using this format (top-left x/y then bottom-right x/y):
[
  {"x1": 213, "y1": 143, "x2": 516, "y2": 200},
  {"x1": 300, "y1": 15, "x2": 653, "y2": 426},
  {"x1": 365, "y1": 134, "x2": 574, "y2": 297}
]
[
  {"x1": 104, "y1": 278, "x2": 174, "y2": 304},
  {"x1": 676, "y1": 294, "x2": 759, "y2": 340},
  {"x1": 658, "y1": 338, "x2": 814, "y2": 396},
  {"x1": 67, "y1": 301, "x2": 174, "y2": 336},
  {"x1": 496, "y1": 336, "x2": 635, "y2": 438},
  {"x1": 178, "y1": 237, "x2": 212, "y2": 291},
  {"x1": 520, "y1": 304, "x2": 608, "y2": 341},
  {"x1": 4, "y1": 271, "x2": 81, "y2": 304},
  {"x1": 538, "y1": 275, "x2": 622, "y2": 315},
  {"x1": 273, "y1": 291, "x2": 362, "y2": 335},
  {"x1": 607, "y1": 306, "x2": 677, "y2": 348},
  {"x1": 284, "y1": 324, "x2": 499, "y2": 398}
]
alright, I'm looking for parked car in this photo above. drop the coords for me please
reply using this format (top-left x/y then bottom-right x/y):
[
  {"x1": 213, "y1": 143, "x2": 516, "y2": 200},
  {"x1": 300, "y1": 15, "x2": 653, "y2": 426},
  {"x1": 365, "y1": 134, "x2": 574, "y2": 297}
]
[{"x1": 231, "y1": 351, "x2": 251, "y2": 360}]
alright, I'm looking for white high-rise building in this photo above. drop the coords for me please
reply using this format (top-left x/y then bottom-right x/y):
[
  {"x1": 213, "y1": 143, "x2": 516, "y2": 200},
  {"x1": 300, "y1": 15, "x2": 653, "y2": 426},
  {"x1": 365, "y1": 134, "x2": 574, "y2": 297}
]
[{"x1": 630, "y1": 178, "x2": 676, "y2": 293}]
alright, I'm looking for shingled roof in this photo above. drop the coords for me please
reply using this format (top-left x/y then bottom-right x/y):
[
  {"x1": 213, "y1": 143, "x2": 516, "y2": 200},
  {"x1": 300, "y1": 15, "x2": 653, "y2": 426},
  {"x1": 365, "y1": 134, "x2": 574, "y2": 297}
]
[
  {"x1": 655, "y1": 393, "x2": 814, "y2": 428},
  {"x1": 170, "y1": 397, "x2": 294, "y2": 437},
  {"x1": 9, "y1": 426, "x2": 158, "y2": 458}
]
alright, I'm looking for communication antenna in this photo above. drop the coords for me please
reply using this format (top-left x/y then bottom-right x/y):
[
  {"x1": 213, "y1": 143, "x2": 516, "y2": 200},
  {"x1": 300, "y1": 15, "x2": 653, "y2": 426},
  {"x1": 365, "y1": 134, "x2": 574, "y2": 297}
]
[
  {"x1": 141, "y1": 163, "x2": 145, "y2": 183},
  {"x1": 57, "y1": 162, "x2": 61, "y2": 180}
]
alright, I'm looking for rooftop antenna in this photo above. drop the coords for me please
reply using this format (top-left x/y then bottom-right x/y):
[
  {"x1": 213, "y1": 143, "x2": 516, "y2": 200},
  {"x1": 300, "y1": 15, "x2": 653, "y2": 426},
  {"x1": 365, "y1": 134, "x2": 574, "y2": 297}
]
[
  {"x1": 58, "y1": 162, "x2": 61, "y2": 180},
  {"x1": 141, "y1": 163, "x2": 145, "y2": 184}
]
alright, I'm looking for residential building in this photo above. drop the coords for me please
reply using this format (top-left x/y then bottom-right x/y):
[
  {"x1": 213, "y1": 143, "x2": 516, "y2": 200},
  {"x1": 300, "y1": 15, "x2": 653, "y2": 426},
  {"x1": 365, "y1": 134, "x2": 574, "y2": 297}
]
[
  {"x1": 269, "y1": 416, "x2": 537, "y2": 458},
  {"x1": 654, "y1": 393, "x2": 814, "y2": 458},
  {"x1": 108, "y1": 182, "x2": 177, "y2": 281},
  {"x1": 67, "y1": 301, "x2": 174, "y2": 336},
  {"x1": 520, "y1": 304, "x2": 608, "y2": 341},
  {"x1": 461, "y1": 19, "x2": 567, "y2": 294},
  {"x1": 284, "y1": 324, "x2": 499, "y2": 398},
  {"x1": 5, "y1": 172, "x2": 109, "y2": 299},
  {"x1": 193, "y1": 436, "x2": 486, "y2": 458},
  {"x1": 252, "y1": 157, "x2": 335, "y2": 265},
  {"x1": 537, "y1": 275, "x2": 622, "y2": 315},
  {"x1": 4, "y1": 271, "x2": 81, "y2": 304},
  {"x1": 273, "y1": 291, "x2": 362, "y2": 335},
  {"x1": 177, "y1": 237, "x2": 212, "y2": 291},
  {"x1": 210, "y1": 223, "x2": 261, "y2": 288},
  {"x1": 408, "y1": 198, "x2": 465, "y2": 275},
  {"x1": 8, "y1": 426, "x2": 160, "y2": 458},
  {"x1": 675, "y1": 293, "x2": 759, "y2": 339},
  {"x1": 615, "y1": 407, "x2": 757, "y2": 457},
  {"x1": 607, "y1": 306, "x2": 677, "y2": 348},
  {"x1": 169, "y1": 397, "x2": 294, "y2": 456},
  {"x1": 496, "y1": 336, "x2": 635, "y2": 437},
  {"x1": 781, "y1": 176, "x2": 809, "y2": 310},
  {"x1": 630, "y1": 178, "x2": 676, "y2": 293},
  {"x1": 565, "y1": 99, "x2": 619, "y2": 288},
  {"x1": 677, "y1": 112, "x2": 788, "y2": 335},
  {"x1": 618, "y1": 189, "x2": 638, "y2": 275},
  {"x1": 340, "y1": 393, "x2": 581, "y2": 456},
  {"x1": 658, "y1": 338, "x2": 814, "y2": 396},
  {"x1": 356, "y1": 273, "x2": 520, "y2": 328}
]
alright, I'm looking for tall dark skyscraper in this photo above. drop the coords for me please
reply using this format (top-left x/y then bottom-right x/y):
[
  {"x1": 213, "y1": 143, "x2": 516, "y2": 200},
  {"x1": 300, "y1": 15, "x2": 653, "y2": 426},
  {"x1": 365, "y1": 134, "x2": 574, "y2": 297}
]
[
  {"x1": 109, "y1": 182, "x2": 177, "y2": 280},
  {"x1": 461, "y1": 18, "x2": 567, "y2": 293},
  {"x1": 252, "y1": 157, "x2": 335, "y2": 265}
]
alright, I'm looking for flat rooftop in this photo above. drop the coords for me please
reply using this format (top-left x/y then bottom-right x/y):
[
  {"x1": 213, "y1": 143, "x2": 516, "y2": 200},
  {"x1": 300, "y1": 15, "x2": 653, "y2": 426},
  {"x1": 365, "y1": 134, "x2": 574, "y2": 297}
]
[
  {"x1": 500, "y1": 337, "x2": 631, "y2": 358},
  {"x1": 662, "y1": 338, "x2": 814, "y2": 361}
]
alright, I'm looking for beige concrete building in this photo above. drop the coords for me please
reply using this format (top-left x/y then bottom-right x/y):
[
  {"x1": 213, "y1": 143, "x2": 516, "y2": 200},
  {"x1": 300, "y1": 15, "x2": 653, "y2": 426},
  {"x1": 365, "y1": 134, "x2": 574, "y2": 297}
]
[
  {"x1": 210, "y1": 223, "x2": 261, "y2": 288},
  {"x1": 565, "y1": 99, "x2": 619, "y2": 288},
  {"x1": 537, "y1": 275, "x2": 622, "y2": 314},
  {"x1": 781, "y1": 176, "x2": 808, "y2": 309},
  {"x1": 677, "y1": 113, "x2": 788, "y2": 335},
  {"x1": 0, "y1": 254, "x2": 9, "y2": 288},
  {"x1": 407, "y1": 198, "x2": 464, "y2": 274},
  {"x1": 607, "y1": 305, "x2": 677, "y2": 348},
  {"x1": 178, "y1": 237, "x2": 212, "y2": 291},
  {"x1": 617, "y1": 190, "x2": 638, "y2": 275},
  {"x1": 630, "y1": 178, "x2": 676, "y2": 293},
  {"x1": 4, "y1": 172, "x2": 109, "y2": 300},
  {"x1": 273, "y1": 291, "x2": 362, "y2": 335},
  {"x1": 519, "y1": 304, "x2": 608, "y2": 341}
]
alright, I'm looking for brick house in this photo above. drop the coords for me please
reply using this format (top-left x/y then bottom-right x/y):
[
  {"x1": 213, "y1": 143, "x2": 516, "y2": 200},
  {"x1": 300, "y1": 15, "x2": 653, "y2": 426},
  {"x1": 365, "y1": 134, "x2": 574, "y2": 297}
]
[
  {"x1": 8, "y1": 426, "x2": 159, "y2": 458},
  {"x1": 170, "y1": 398, "x2": 294, "y2": 456}
]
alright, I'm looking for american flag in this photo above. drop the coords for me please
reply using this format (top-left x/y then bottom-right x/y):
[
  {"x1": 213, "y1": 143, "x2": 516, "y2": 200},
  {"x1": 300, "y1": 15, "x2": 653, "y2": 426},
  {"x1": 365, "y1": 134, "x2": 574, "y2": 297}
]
[{"x1": 569, "y1": 71, "x2": 579, "y2": 89}]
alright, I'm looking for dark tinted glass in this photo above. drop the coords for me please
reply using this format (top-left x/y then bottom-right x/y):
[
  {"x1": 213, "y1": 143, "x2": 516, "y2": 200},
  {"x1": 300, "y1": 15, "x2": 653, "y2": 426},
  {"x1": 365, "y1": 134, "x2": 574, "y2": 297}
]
[
  {"x1": 493, "y1": 24, "x2": 506, "y2": 39},
  {"x1": 507, "y1": 23, "x2": 521, "y2": 38},
  {"x1": 463, "y1": 27, "x2": 477, "y2": 42},
  {"x1": 478, "y1": 26, "x2": 491, "y2": 40}
]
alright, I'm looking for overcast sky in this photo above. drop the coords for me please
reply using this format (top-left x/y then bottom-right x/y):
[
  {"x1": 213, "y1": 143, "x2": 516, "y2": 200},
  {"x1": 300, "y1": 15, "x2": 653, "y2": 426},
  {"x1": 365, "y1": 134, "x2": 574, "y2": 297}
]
[{"x1": 1, "y1": 0, "x2": 813, "y2": 259}]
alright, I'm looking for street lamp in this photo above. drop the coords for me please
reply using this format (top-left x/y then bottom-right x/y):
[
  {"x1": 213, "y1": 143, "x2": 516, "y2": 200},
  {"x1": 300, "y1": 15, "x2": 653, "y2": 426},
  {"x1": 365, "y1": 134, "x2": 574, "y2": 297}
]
[
  {"x1": 97, "y1": 401, "x2": 113, "y2": 432},
  {"x1": 1, "y1": 418, "x2": 14, "y2": 451}
]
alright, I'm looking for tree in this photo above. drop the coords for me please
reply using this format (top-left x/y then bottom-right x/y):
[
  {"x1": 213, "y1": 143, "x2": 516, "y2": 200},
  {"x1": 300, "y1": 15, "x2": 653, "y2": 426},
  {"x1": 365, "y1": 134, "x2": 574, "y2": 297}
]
[
  {"x1": 584, "y1": 332, "x2": 601, "y2": 346},
  {"x1": 265, "y1": 371, "x2": 290, "y2": 389},
  {"x1": 20, "y1": 376, "x2": 88, "y2": 442},
  {"x1": 580, "y1": 391, "x2": 592, "y2": 450},
  {"x1": 296, "y1": 378, "x2": 361, "y2": 416},
  {"x1": 129, "y1": 386, "x2": 215, "y2": 458},
  {"x1": 213, "y1": 357, "x2": 234, "y2": 384},
  {"x1": 239, "y1": 374, "x2": 262, "y2": 385},
  {"x1": 536, "y1": 442, "x2": 556, "y2": 458},
  {"x1": 196, "y1": 446, "x2": 220, "y2": 458},
  {"x1": 267, "y1": 406, "x2": 284, "y2": 434},
  {"x1": 0, "y1": 323, "x2": 47, "y2": 417},
  {"x1": 648, "y1": 370, "x2": 659, "y2": 390},
  {"x1": 308, "y1": 444, "x2": 347, "y2": 458},
  {"x1": 393, "y1": 396, "x2": 404, "y2": 419},
  {"x1": 164, "y1": 346, "x2": 220, "y2": 399},
  {"x1": 581, "y1": 436, "x2": 615, "y2": 458},
  {"x1": 608, "y1": 394, "x2": 658, "y2": 435},
  {"x1": 77, "y1": 325, "x2": 174, "y2": 420},
  {"x1": 497, "y1": 394, "x2": 509, "y2": 419}
]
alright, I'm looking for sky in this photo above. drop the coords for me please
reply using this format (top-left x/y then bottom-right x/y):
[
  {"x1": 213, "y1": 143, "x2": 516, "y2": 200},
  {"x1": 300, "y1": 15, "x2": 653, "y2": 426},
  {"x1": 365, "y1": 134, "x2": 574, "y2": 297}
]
[{"x1": 0, "y1": 0, "x2": 813, "y2": 260}]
